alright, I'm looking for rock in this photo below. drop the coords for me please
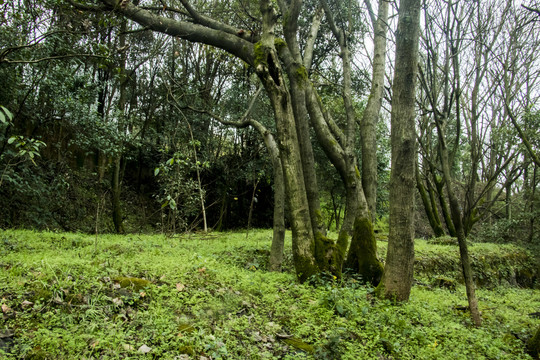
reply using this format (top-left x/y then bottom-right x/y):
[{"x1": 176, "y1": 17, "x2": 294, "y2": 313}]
[{"x1": 138, "y1": 344, "x2": 152, "y2": 354}]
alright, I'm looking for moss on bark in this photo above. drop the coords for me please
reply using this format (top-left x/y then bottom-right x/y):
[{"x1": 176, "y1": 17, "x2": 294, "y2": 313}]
[
  {"x1": 346, "y1": 216, "x2": 383, "y2": 285},
  {"x1": 314, "y1": 232, "x2": 343, "y2": 278}
]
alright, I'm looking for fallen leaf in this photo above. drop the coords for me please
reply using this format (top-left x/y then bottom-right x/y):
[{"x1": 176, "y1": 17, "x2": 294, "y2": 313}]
[
  {"x1": 112, "y1": 297, "x2": 123, "y2": 306},
  {"x1": 90, "y1": 340, "x2": 99, "y2": 348},
  {"x1": 1, "y1": 304, "x2": 11, "y2": 313},
  {"x1": 21, "y1": 300, "x2": 33, "y2": 308},
  {"x1": 176, "y1": 283, "x2": 185, "y2": 292},
  {"x1": 139, "y1": 291, "x2": 146, "y2": 297},
  {"x1": 138, "y1": 344, "x2": 152, "y2": 354},
  {"x1": 198, "y1": 267, "x2": 206, "y2": 273},
  {"x1": 122, "y1": 344, "x2": 134, "y2": 351}
]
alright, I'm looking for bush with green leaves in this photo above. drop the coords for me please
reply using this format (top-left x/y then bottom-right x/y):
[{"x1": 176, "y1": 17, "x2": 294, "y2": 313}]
[{"x1": 154, "y1": 148, "x2": 203, "y2": 233}]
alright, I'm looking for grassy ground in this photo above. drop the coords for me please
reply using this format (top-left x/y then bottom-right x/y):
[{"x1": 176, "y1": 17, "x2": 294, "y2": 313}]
[{"x1": 0, "y1": 229, "x2": 538, "y2": 359}]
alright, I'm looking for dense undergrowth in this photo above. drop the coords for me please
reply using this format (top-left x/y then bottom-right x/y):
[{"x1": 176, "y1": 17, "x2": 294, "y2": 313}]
[{"x1": 0, "y1": 229, "x2": 539, "y2": 359}]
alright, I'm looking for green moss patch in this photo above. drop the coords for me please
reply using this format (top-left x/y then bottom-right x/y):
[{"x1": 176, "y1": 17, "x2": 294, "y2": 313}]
[
  {"x1": 282, "y1": 337, "x2": 314, "y2": 353},
  {"x1": 112, "y1": 276, "x2": 152, "y2": 291}
]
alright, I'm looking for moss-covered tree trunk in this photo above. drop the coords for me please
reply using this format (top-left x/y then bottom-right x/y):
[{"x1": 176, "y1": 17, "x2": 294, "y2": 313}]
[
  {"x1": 257, "y1": 0, "x2": 318, "y2": 281},
  {"x1": 377, "y1": 0, "x2": 421, "y2": 302}
]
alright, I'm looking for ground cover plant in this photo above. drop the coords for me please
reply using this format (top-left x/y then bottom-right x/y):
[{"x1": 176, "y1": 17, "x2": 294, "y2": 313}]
[{"x1": 1, "y1": 229, "x2": 539, "y2": 359}]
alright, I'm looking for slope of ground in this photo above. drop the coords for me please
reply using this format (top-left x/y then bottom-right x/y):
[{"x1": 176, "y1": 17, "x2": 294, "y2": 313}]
[{"x1": 0, "y1": 229, "x2": 538, "y2": 359}]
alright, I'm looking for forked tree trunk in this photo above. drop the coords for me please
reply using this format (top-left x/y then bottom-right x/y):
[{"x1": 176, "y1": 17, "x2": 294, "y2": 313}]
[
  {"x1": 416, "y1": 165, "x2": 445, "y2": 237},
  {"x1": 257, "y1": 1, "x2": 318, "y2": 281}
]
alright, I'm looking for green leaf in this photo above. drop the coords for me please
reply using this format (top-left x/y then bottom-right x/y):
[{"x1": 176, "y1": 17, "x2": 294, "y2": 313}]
[
  {"x1": 7, "y1": 136, "x2": 16, "y2": 144},
  {"x1": 0, "y1": 106, "x2": 13, "y2": 123},
  {"x1": 154, "y1": 168, "x2": 160, "y2": 176}
]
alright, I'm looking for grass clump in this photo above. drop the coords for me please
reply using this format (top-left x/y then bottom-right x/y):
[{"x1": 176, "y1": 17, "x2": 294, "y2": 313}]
[{"x1": 0, "y1": 229, "x2": 538, "y2": 359}]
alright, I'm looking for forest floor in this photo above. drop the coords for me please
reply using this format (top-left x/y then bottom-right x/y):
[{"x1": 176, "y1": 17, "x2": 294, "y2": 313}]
[{"x1": 0, "y1": 229, "x2": 539, "y2": 359}]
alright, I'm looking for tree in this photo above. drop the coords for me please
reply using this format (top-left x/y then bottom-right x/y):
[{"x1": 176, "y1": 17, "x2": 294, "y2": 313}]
[
  {"x1": 360, "y1": 0, "x2": 389, "y2": 222},
  {"x1": 376, "y1": 0, "x2": 421, "y2": 301},
  {"x1": 66, "y1": 0, "x2": 387, "y2": 282}
]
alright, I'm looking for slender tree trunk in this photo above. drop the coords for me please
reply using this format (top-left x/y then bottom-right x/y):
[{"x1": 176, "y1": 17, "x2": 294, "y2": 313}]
[
  {"x1": 434, "y1": 176, "x2": 457, "y2": 237},
  {"x1": 436, "y1": 115, "x2": 482, "y2": 325},
  {"x1": 377, "y1": 0, "x2": 421, "y2": 301},
  {"x1": 416, "y1": 165, "x2": 445, "y2": 237},
  {"x1": 528, "y1": 164, "x2": 537, "y2": 243},
  {"x1": 111, "y1": 156, "x2": 125, "y2": 234},
  {"x1": 361, "y1": 0, "x2": 389, "y2": 222},
  {"x1": 269, "y1": 150, "x2": 286, "y2": 271},
  {"x1": 445, "y1": 173, "x2": 482, "y2": 326},
  {"x1": 111, "y1": 19, "x2": 128, "y2": 234}
]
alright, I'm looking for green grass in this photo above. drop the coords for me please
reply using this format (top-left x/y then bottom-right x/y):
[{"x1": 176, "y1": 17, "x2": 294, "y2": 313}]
[{"x1": 0, "y1": 229, "x2": 538, "y2": 359}]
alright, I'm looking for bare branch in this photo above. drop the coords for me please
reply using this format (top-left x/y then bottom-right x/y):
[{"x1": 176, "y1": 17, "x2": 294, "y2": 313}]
[
  {"x1": 505, "y1": 102, "x2": 540, "y2": 167},
  {"x1": 522, "y1": 5, "x2": 540, "y2": 17},
  {"x1": 65, "y1": 0, "x2": 106, "y2": 12},
  {"x1": 1, "y1": 54, "x2": 108, "y2": 64}
]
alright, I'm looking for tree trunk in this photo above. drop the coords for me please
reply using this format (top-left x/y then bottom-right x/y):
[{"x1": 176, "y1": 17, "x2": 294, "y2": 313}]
[
  {"x1": 416, "y1": 165, "x2": 445, "y2": 237},
  {"x1": 111, "y1": 19, "x2": 127, "y2": 234},
  {"x1": 269, "y1": 149, "x2": 286, "y2": 272},
  {"x1": 361, "y1": 0, "x2": 389, "y2": 222},
  {"x1": 257, "y1": 0, "x2": 318, "y2": 281},
  {"x1": 377, "y1": 0, "x2": 421, "y2": 302},
  {"x1": 505, "y1": 182, "x2": 512, "y2": 220},
  {"x1": 435, "y1": 176, "x2": 457, "y2": 237},
  {"x1": 447, "y1": 183, "x2": 482, "y2": 326},
  {"x1": 111, "y1": 156, "x2": 125, "y2": 234}
]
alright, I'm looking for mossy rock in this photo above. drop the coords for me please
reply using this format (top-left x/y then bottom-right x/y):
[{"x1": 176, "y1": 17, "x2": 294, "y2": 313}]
[
  {"x1": 112, "y1": 276, "x2": 152, "y2": 291},
  {"x1": 528, "y1": 325, "x2": 540, "y2": 359},
  {"x1": 283, "y1": 337, "x2": 314, "y2": 353}
]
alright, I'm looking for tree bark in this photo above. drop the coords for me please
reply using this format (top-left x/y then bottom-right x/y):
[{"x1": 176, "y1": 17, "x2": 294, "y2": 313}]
[
  {"x1": 111, "y1": 156, "x2": 125, "y2": 234},
  {"x1": 256, "y1": 0, "x2": 318, "y2": 281},
  {"x1": 416, "y1": 165, "x2": 445, "y2": 237},
  {"x1": 361, "y1": 0, "x2": 388, "y2": 222},
  {"x1": 377, "y1": 0, "x2": 421, "y2": 301}
]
